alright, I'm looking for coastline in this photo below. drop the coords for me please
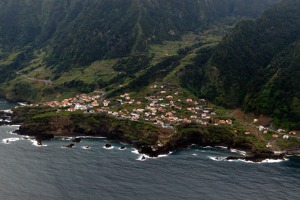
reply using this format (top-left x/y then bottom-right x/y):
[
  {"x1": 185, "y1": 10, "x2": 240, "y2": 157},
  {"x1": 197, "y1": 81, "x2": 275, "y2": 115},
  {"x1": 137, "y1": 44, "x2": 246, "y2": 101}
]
[{"x1": 7, "y1": 106, "x2": 294, "y2": 162}]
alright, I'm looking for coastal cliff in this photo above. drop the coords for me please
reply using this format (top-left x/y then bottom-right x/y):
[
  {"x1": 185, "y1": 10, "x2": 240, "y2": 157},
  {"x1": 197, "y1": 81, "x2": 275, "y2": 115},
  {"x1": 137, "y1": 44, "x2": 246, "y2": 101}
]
[{"x1": 11, "y1": 106, "x2": 281, "y2": 161}]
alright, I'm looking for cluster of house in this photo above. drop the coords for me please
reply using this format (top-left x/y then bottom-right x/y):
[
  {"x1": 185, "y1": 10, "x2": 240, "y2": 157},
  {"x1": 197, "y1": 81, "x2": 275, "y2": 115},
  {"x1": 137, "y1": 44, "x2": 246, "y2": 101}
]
[
  {"x1": 32, "y1": 87, "x2": 234, "y2": 129},
  {"x1": 258, "y1": 125, "x2": 297, "y2": 140}
]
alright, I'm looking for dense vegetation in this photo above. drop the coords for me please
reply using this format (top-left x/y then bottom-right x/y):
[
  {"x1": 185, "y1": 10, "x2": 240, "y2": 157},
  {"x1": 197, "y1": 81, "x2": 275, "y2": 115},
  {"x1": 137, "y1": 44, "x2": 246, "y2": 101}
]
[
  {"x1": 13, "y1": 106, "x2": 273, "y2": 157},
  {"x1": 180, "y1": 0, "x2": 300, "y2": 129},
  {"x1": 0, "y1": 0, "x2": 277, "y2": 75},
  {"x1": 2, "y1": 0, "x2": 299, "y2": 130}
]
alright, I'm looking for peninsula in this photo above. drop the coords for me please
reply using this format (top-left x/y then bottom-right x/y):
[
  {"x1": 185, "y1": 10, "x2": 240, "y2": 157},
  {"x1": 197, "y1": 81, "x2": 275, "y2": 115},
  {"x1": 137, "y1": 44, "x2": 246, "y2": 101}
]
[{"x1": 9, "y1": 89, "x2": 299, "y2": 162}]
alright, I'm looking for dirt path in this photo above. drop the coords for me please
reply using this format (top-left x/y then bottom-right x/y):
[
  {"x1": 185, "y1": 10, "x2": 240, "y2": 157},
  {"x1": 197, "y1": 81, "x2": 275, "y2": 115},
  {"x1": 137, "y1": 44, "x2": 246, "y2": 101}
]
[{"x1": 17, "y1": 72, "x2": 52, "y2": 85}]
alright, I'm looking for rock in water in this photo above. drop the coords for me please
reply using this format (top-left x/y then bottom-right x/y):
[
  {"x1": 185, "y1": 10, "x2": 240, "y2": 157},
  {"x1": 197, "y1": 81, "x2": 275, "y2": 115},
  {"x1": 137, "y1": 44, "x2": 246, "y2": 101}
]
[
  {"x1": 104, "y1": 144, "x2": 112, "y2": 148},
  {"x1": 120, "y1": 146, "x2": 126, "y2": 150},
  {"x1": 72, "y1": 138, "x2": 81, "y2": 143},
  {"x1": 65, "y1": 143, "x2": 75, "y2": 148},
  {"x1": 37, "y1": 140, "x2": 42, "y2": 146}
]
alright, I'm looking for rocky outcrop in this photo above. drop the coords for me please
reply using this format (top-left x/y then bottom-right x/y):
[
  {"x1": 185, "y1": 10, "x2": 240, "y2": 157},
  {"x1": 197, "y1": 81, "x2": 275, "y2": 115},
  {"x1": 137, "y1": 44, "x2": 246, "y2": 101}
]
[
  {"x1": 12, "y1": 106, "x2": 280, "y2": 158},
  {"x1": 226, "y1": 153, "x2": 286, "y2": 162},
  {"x1": 0, "y1": 110, "x2": 13, "y2": 125}
]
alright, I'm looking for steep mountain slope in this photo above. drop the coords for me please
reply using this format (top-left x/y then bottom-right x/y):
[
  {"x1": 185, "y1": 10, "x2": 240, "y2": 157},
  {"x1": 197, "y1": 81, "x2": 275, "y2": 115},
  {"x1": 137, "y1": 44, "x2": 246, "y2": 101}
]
[
  {"x1": 181, "y1": 0, "x2": 300, "y2": 129},
  {"x1": 0, "y1": 0, "x2": 283, "y2": 121},
  {"x1": 0, "y1": 0, "x2": 277, "y2": 73}
]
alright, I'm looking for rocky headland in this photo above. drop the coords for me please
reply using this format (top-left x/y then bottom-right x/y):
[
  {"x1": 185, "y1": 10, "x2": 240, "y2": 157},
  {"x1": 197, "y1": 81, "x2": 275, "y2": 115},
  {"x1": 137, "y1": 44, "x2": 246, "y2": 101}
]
[{"x1": 7, "y1": 106, "x2": 290, "y2": 162}]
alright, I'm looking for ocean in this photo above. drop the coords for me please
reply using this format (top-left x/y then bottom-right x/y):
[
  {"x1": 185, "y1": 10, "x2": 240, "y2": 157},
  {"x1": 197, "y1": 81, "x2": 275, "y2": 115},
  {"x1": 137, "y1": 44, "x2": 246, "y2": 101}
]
[{"x1": 0, "y1": 100, "x2": 299, "y2": 200}]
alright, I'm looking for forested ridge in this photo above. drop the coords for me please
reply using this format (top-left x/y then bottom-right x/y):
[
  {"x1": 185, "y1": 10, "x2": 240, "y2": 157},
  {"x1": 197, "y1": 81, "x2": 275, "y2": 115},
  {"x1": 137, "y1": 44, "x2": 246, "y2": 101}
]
[
  {"x1": 180, "y1": 0, "x2": 300, "y2": 129},
  {"x1": 2, "y1": 0, "x2": 298, "y2": 129}
]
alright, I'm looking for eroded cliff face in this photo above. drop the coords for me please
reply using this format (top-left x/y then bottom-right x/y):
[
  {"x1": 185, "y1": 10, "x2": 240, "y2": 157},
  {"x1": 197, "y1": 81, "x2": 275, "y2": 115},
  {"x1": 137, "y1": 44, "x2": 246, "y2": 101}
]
[{"x1": 12, "y1": 106, "x2": 269, "y2": 157}]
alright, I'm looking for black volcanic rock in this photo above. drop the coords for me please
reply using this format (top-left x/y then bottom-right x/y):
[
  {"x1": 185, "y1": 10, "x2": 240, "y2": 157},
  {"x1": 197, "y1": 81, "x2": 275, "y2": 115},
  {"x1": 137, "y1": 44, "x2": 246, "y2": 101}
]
[
  {"x1": 72, "y1": 138, "x2": 81, "y2": 143},
  {"x1": 226, "y1": 153, "x2": 286, "y2": 162},
  {"x1": 37, "y1": 140, "x2": 42, "y2": 146},
  {"x1": 65, "y1": 143, "x2": 75, "y2": 148},
  {"x1": 14, "y1": 107, "x2": 287, "y2": 158}
]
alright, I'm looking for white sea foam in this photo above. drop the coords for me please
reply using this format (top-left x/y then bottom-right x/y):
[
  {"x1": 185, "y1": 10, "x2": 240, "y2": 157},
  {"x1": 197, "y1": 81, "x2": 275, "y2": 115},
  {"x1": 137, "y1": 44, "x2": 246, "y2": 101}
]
[
  {"x1": 136, "y1": 154, "x2": 148, "y2": 161},
  {"x1": 230, "y1": 149, "x2": 247, "y2": 156},
  {"x1": 103, "y1": 145, "x2": 114, "y2": 150},
  {"x1": 2, "y1": 137, "x2": 20, "y2": 144},
  {"x1": 82, "y1": 146, "x2": 91, "y2": 150},
  {"x1": 192, "y1": 153, "x2": 197, "y2": 156},
  {"x1": 30, "y1": 139, "x2": 47, "y2": 147},
  {"x1": 7, "y1": 131, "x2": 17, "y2": 135},
  {"x1": 157, "y1": 152, "x2": 173, "y2": 158},
  {"x1": 131, "y1": 148, "x2": 140, "y2": 155},
  {"x1": 11, "y1": 125, "x2": 21, "y2": 127},
  {"x1": 227, "y1": 158, "x2": 288, "y2": 164},
  {"x1": 261, "y1": 158, "x2": 288, "y2": 163},
  {"x1": 226, "y1": 159, "x2": 256, "y2": 163},
  {"x1": 1, "y1": 109, "x2": 13, "y2": 114},
  {"x1": 209, "y1": 156, "x2": 288, "y2": 164},
  {"x1": 216, "y1": 146, "x2": 228, "y2": 149},
  {"x1": 59, "y1": 137, "x2": 74, "y2": 141},
  {"x1": 208, "y1": 156, "x2": 226, "y2": 161}
]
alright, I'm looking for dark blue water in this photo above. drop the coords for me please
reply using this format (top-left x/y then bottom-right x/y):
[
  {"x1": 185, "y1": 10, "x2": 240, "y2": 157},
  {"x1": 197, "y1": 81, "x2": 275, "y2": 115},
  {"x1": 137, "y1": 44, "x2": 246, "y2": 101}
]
[{"x1": 0, "y1": 100, "x2": 299, "y2": 200}]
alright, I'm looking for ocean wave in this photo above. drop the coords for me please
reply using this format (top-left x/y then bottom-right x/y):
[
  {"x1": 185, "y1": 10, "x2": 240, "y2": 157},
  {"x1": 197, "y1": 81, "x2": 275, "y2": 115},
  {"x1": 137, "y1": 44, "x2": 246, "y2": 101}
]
[
  {"x1": 208, "y1": 156, "x2": 288, "y2": 164},
  {"x1": 7, "y1": 131, "x2": 18, "y2": 135},
  {"x1": 81, "y1": 146, "x2": 91, "y2": 150},
  {"x1": 131, "y1": 148, "x2": 140, "y2": 155},
  {"x1": 30, "y1": 139, "x2": 47, "y2": 147},
  {"x1": 208, "y1": 156, "x2": 226, "y2": 161},
  {"x1": 135, "y1": 151, "x2": 173, "y2": 161},
  {"x1": 157, "y1": 152, "x2": 173, "y2": 158},
  {"x1": 22, "y1": 136, "x2": 31, "y2": 140},
  {"x1": 136, "y1": 154, "x2": 148, "y2": 161},
  {"x1": 2, "y1": 137, "x2": 20, "y2": 144},
  {"x1": 11, "y1": 125, "x2": 21, "y2": 127},
  {"x1": 230, "y1": 149, "x2": 247, "y2": 156},
  {"x1": 216, "y1": 146, "x2": 228, "y2": 149},
  {"x1": 103, "y1": 145, "x2": 114, "y2": 150},
  {"x1": 260, "y1": 158, "x2": 288, "y2": 163},
  {"x1": 59, "y1": 137, "x2": 76, "y2": 141}
]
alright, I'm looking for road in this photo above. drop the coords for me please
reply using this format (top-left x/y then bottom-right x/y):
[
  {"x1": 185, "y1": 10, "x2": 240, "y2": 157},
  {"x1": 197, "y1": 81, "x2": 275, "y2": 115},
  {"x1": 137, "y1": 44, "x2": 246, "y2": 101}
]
[{"x1": 17, "y1": 71, "x2": 52, "y2": 85}]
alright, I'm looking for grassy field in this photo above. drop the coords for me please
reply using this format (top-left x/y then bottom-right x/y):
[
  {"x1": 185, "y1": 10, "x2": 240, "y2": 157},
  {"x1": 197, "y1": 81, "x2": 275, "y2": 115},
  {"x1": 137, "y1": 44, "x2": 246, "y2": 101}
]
[{"x1": 0, "y1": 51, "x2": 20, "y2": 66}]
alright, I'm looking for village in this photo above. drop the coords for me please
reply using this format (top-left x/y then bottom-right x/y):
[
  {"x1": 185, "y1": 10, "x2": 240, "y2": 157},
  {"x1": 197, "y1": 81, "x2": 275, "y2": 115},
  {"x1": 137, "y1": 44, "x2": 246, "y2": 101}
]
[
  {"x1": 27, "y1": 84, "x2": 234, "y2": 130},
  {"x1": 25, "y1": 83, "x2": 297, "y2": 144}
]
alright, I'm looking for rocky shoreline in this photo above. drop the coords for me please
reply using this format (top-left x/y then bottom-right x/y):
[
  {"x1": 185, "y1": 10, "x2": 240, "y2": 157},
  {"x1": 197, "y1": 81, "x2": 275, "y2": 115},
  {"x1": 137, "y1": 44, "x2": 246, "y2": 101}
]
[
  {"x1": 1, "y1": 107, "x2": 292, "y2": 162},
  {"x1": 0, "y1": 110, "x2": 13, "y2": 126}
]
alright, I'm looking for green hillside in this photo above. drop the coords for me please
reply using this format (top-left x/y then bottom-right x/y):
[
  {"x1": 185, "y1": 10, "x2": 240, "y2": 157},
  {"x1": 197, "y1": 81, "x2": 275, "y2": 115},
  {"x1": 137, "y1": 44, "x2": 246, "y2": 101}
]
[
  {"x1": 180, "y1": 0, "x2": 300, "y2": 129},
  {"x1": 2, "y1": 0, "x2": 298, "y2": 130},
  {"x1": 0, "y1": 0, "x2": 277, "y2": 102}
]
